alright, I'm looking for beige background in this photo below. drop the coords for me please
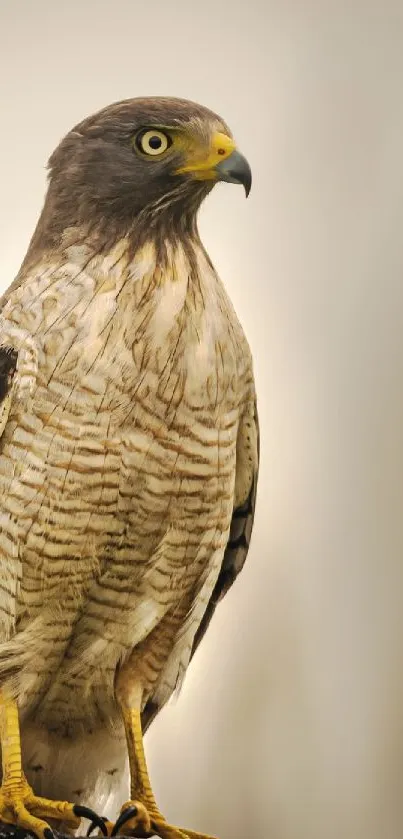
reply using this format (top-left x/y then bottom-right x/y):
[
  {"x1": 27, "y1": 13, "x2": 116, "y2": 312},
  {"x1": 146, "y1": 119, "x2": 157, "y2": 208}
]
[{"x1": 1, "y1": 1, "x2": 403, "y2": 838}]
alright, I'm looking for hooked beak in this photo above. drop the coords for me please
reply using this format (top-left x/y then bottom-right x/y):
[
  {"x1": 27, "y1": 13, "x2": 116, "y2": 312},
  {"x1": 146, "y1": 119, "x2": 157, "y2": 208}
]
[{"x1": 215, "y1": 150, "x2": 252, "y2": 197}]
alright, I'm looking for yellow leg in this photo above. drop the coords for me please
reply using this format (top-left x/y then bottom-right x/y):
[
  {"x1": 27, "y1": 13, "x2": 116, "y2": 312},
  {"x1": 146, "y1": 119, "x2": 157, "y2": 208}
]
[
  {"x1": 0, "y1": 689, "x2": 107, "y2": 839},
  {"x1": 111, "y1": 688, "x2": 217, "y2": 839}
]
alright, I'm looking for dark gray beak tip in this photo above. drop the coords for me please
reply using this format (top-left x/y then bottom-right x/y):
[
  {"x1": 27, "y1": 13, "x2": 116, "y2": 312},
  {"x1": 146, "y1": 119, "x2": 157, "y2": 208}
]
[
  {"x1": 244, "y1": 174, "x2": 252, "y2": 198},
  {"x1": 215, "y1": 150, "x2": 252, "y2": 198}
]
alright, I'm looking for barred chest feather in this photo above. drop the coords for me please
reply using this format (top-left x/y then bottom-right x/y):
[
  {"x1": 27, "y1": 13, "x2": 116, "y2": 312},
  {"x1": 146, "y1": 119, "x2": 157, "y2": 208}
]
[
  {"x1": 4, "y1": 235, "x2": 251, "y2": 432},
  {"x1": 0, "y1": 233, "x2": 254, "y2": 729},
  {"x1": 1, "y1": 235, "x2": 253, "y2": 533}
]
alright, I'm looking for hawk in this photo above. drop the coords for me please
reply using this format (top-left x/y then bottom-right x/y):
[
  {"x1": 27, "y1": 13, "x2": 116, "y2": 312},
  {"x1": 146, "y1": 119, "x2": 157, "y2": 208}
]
[{"x1": 0, "y1": 97, "x2": 259, "y2": 839}]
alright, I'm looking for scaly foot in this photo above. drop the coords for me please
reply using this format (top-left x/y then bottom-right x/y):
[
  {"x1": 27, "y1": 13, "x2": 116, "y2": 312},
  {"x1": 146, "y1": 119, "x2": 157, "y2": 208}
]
[
  {"x1": 106, "y1": 800, "x2": 217, "y2": 839},
  {"x1": 0, "y1": 688, "x2": 107, "y2": 839},
  {"x1": 109, "y1": 683, "x2": 218, "y2": 839},
  {"x1": 0, "y1": 775, "x2": 108, "y2": 839}
]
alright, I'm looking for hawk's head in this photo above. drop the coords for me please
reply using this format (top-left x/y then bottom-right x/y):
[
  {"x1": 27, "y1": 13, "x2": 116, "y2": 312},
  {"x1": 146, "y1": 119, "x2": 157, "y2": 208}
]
[{"x1": 41, "y1": 97, "x2": 251, "y2": 251}]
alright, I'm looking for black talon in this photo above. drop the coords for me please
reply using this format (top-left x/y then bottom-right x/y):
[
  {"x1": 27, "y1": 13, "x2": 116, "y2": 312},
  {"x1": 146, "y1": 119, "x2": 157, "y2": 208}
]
[
  {"x1": 43, "y1": 829, "x2": 55, "y2": 839},
  {"x1": 111, "y1": 806, "x2": 138, "y2": 836},
  {"x1": 86, "y1": 816, "x2": 109, "y2": 837},
  {"x1": 73, "y1": 805, "x2": 109, "y2": 836}
]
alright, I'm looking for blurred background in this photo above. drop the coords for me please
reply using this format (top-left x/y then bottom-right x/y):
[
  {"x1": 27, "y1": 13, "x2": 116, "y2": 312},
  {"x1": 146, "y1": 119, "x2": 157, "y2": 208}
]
[{"x1": 2, "y1": 1, "x2": 403, "y2": 837}]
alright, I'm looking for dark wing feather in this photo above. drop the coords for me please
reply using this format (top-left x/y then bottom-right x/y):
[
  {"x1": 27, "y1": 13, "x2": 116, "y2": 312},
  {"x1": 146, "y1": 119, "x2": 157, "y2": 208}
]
[{"x1": 0, "y1": 346, "x2": 18, "y2": 436}]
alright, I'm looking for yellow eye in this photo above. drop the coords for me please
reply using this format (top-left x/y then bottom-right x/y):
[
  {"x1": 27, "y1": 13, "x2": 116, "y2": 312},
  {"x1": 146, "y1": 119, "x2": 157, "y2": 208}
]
[{"x1": 135, "y1": 129, "x2": 171, "y2": 156}]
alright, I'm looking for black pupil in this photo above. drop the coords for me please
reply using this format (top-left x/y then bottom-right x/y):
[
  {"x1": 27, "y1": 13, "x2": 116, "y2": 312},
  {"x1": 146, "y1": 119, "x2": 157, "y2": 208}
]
[{"x1": 149, "y1": 135, "x2": 162, "y2": 150}]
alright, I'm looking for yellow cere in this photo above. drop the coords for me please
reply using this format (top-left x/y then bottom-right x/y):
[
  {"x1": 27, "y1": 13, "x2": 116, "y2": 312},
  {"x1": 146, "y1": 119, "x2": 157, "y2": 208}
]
[{"x1": 176, "y1": 131, "x2": 237, "y2": 180}]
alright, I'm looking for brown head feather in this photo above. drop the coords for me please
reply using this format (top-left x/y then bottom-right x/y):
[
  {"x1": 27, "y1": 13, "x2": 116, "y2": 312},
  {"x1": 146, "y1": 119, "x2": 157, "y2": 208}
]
[{"x1": 21, "y1": 97, "x2": 230, "y2": 272}]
